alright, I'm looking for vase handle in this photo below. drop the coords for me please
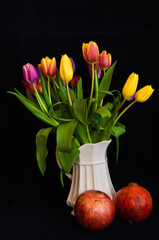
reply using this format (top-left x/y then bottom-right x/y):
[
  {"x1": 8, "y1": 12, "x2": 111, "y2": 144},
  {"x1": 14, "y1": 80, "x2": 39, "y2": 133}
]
[{"x1": 55, "y1": 147, "x2": 72, "y2": 180}]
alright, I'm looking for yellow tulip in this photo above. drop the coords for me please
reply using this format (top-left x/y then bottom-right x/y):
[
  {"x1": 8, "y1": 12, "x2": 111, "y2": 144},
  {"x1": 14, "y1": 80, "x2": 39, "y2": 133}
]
[
  {"x1": 135, "y1": 85, "x2": 154, "y2": 102},
  {"x1": 59, "y1": 54, "x2": 73, "y2": 83},
  {"x1": 122, "y1": 73, "x2": 138, "y2": 99}
]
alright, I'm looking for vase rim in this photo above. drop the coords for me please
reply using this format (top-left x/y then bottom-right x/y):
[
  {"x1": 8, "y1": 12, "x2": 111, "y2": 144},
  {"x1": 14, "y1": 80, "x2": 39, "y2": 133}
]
[{"x1": 79, "y1": 139, "x2": 111, "y2": 150}]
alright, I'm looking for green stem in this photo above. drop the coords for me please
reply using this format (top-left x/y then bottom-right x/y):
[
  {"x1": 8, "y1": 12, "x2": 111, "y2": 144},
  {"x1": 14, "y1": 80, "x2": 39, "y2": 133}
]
[
  {"x1": 88, "y1": 63, "x2": 95, "y2": 113},
  {"x1": 104, "y1": 98, "x2": 126, "y2": 128},
  {"x1": 47, "y1": 76, "x2": 52, "y2": 105},
  {"x1": 94, "y1": 69, "x2": 99, "y2": 101},
  {"x1": 90, "y1": 63, "x2": 95, "y2": 102},
  {"x1": 86, "y1": 125, "x2": 92, "y2": 143},
  {"x1": 54, "y1": 80, "x2": 59, "y2": 89},
  {"x1": 33, "y1": 83, "x2": 55, "y2": 120},
  {"x1": 66, "y1": 82, "x2": 72, "y2": 106},
  {"x1": 114, "y1": 100, "x2": 136, "y2": 125}
]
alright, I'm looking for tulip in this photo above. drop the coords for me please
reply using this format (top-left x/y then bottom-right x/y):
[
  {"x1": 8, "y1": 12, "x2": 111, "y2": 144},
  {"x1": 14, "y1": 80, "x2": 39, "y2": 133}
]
[
  {"x1": 40, "y1": 56, "x2": 56, "y2": 78},
  {"x1": 22, "y1": 63, "x2": 38, "y2": 84},
  {"x1": 135, "y1": 85, "x2": 154, "y2": 102},
  {"x1": 71, "y1": 75, "x2": 80, "y2": 88},
  {"x1": 88, "y1": 68, "x2": 101, "y2": 79},
  {"x1": 59, "y1": 54, "x2": 73, "y2": 83},
  {"x1": 70, "y1": 57, "x2": 76, "y2": 73},
  {"x1": 82, "y1": 41, "x2": 99, "y2": 64},
  {"x1": 24, "y1": 80, "x2": 39, "y2": 94},
  {"x1": 122, "y1": 73, "x2": 138, "y2": 99},
  {"x1": 99, "y1": 50, "x2": 112, "y2": 70}
]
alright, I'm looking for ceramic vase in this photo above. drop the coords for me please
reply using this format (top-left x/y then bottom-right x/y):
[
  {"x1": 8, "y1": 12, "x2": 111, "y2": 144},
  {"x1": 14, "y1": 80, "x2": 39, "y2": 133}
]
[{"x1": 56, "y1": 140, "x2": 116, "y2": 209}]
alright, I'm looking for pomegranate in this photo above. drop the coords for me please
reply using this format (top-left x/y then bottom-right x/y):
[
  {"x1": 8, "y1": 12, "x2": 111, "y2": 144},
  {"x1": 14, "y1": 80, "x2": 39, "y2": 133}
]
[
  {"x1": 74, "y1": 190, "x2": 115, "y2": 231},
  {"x1": 114, "y1": 183, "x2": 153, "y2": 223}
]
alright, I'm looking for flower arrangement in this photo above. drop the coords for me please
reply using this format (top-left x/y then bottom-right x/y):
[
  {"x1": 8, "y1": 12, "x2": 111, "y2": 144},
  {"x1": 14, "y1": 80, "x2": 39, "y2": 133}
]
[{"x1": 8, "y1": 41, "x2": 154, "y2": 186}]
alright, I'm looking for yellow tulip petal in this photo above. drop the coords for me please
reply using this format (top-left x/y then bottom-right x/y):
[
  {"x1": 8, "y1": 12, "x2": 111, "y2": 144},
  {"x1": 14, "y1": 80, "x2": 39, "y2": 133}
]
[
  {"x1": 135, "y1": 85, "x2": 154, "y2": 102},
  {"x1": 122, "y1": 73, "x2": 138, "y2": 99}
]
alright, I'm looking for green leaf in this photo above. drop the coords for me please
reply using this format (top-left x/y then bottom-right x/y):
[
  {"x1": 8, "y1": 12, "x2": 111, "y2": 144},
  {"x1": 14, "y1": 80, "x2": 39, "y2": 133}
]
[
  {"x1": 56, "y1": 120, "x2": 78, "y2": 152},
  {"x1": 26, "y1": 91, "x2": 39, "y2": 106},
  {"x1": 77, "y1": 78, "x2": 83, "y2": 100},
  {"x1": 96, "y1": 104, "x2": 111, "y2": 118},
  {"x1": 36, "y1": 127, "x2": 52, "y2": 176},
  {"x1": 57, "y1": 146, "x2": 80, "y2": 174},
  {"x1": 8, "y1": 91, "x2": 59, "y2": 127},
  {"x1": 73, "y1": 99, "x2": 87, "y2": 124},
  {"x1": 111, "y1": 123, "x2": 126, "y2": 138},
  {"x1": 98, "y1": 61, "x2": 117, "y2": 104},
  {"x1": 60, "y1": 170, "x2": 64, "y2": 187},
  {"x1": 59, "y1": 86, "x2": 77, "y2": 103},
  {"x1": 39, "y1": 67, "x2": 51, "y2": 107},
  {"x1": 75, "y1": 122, "x2": 90, "y2": 145}
]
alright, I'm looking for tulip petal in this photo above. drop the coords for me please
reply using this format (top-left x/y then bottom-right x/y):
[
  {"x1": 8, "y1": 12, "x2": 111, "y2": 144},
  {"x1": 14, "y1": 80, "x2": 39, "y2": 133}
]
[
  {"x1": 41, "y1": 58, "x2": 48, "y2": 77},
  {"x1": 22, "y1": 64, "x2": 30, "y2": 83},
  {"x1": 22, "y1": 63, "x2": 38, "y2": 84},
  {"x1": 135, "y1": 85, "x2": 154, "y2": 102},
  {"x1": 122, "y1": 73, "x2": 138, "y2": 99},
  {"x1": 59, "y1": 54, "x2": 73, "y2": 83},
  {"x1": 28, "y1": 64, "x2": 39, "y2": 83}
]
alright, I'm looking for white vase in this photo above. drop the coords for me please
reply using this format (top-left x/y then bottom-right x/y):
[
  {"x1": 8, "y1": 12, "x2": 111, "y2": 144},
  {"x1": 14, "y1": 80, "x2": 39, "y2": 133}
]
[{"x1": 56, "y1": 140, "x2": 116, "y2": 209}]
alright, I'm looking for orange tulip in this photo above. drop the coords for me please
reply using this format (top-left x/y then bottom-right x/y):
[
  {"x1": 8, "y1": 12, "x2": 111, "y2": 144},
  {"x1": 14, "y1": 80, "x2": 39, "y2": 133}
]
[
  {"x1": 99, "y1": 50, "x2": 112, "y2": 70},
  {"x1": 82, "y1": 41, "x2": 99, "y2": 64},
  {"x1": 40, "y1": 56, "x2": 56, "y2": 77}
]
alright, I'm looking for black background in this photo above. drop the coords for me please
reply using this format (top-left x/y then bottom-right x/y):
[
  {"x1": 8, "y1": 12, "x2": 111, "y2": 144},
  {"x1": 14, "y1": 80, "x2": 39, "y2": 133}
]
[{"x1": 1, "y1": 0, "x2": 159, "y2": 239}]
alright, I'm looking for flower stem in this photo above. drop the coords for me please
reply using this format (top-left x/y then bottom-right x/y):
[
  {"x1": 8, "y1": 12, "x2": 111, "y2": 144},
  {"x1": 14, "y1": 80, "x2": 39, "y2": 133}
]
[
  {"x1": 33, "y1": 83, "x2": 54, "y2": 120},
  {"x1": 47, "y1": 76, "x2": 52, "y2": 105},
  {"x1": 104, "y1": 98, "x2": 126, "y2": 128},
  {"x1": 88, "y1": 63, "x2": 95, "y2": 112},
  {"x1": 54, "y1": 80, "x2": 59, "y2": 89},
  {"x1": 66, "y1": 82, "x2": 72, "y2": 106},
  {"x1": 90, "y1": 63, "x2": 95, "y2": 102},
  {"x1": 114, "y1": 100, "x2": 136, "y2": 125},
  {"x1": 86, "y1": 125, "x2": 92, "y2": 143}
]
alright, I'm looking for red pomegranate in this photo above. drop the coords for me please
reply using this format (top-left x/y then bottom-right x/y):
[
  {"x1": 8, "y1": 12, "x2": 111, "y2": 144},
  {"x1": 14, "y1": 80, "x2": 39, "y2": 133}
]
[
  {"x1": 114, "y1": 183, "x2": 153, "y2": 223},
  {"x1": 74, "y1": 190, "x2": 115, "y2": 231}
]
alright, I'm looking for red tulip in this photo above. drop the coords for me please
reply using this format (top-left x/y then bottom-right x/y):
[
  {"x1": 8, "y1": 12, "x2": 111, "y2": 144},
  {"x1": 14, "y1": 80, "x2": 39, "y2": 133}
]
[
  {"x1": 71, "y1": 75, "x2": 80, "y2": 88},
  {"x1": 99, "y1": 50, "x2": 112, "y2": 70},
  {"x1": 82, "y1": 41, "x2": 99, "y2": 64},
  {"x1": 24, "y1": 80, "x2": 39, "y2": 94}
]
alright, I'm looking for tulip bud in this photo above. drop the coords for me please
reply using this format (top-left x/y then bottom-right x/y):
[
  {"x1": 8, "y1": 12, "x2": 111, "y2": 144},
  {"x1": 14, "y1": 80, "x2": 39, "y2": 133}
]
[
  {"x1": 135, "y1": 85, "x2": 154, "y2": 102},
  {"x1": 41, "y1": 56, "x2": 56, "y2": 78},
  {"x1": 59, "y1": 54, "x2": 73, "y2": 83},
  {"x1": 71, "y1": 75, "x2": 80, "y2": 88},
  {"x1": 24, "y1": 80, "x2": 39, "y2": 94},
  {"x1": 88, "y1": 68, "x2": 101, "y2": 79},
  {"x1": 22, "y1": 63, "x2": 38, "y2": 84},
  {"x1": 82, "y1": 41, "x2": 99, "y2": 64},
  {"x1": 122, "y1": 73, "x2": 138, "y2": 99},
  {"x1": 70, "y1": 57, "x2": 76, "y2": 73},
  {"x1": 99, "y1": 50, "x2": 112, "y2": 70}
]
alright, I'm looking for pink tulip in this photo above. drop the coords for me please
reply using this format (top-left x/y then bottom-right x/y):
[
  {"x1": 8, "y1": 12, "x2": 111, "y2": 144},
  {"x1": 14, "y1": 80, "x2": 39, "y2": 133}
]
[
  {"x1": 22, "y1": 63, "x2": 38, "y2": 84},
  {"x1": 88, "y1": 68, "x2": 101, "y2": 79}
]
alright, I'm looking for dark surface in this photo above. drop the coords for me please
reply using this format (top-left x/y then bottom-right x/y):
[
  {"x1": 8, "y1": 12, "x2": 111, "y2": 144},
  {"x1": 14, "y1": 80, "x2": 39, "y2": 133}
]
[{"x1": 1, "y1": 0, "x2": 159, "y2": 239}]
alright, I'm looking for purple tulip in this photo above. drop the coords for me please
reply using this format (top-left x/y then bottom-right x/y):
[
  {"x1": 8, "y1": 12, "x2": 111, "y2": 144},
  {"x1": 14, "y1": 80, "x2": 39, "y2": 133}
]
[
  {"x1": 70, "y1": 57, "x2": 76, "y2": 73},
  {"x1": 22, "y1": 63, "x2": 38, "y2": 84},
  {"x1": 88, "y1": 68, "x2": 102, "y2": 79}
]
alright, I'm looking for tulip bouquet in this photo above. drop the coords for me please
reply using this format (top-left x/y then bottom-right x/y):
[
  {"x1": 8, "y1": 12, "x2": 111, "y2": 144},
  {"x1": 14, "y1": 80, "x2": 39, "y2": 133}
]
[{"x1": 8, "y1": 41, "x2": 154, "y2": 186}]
